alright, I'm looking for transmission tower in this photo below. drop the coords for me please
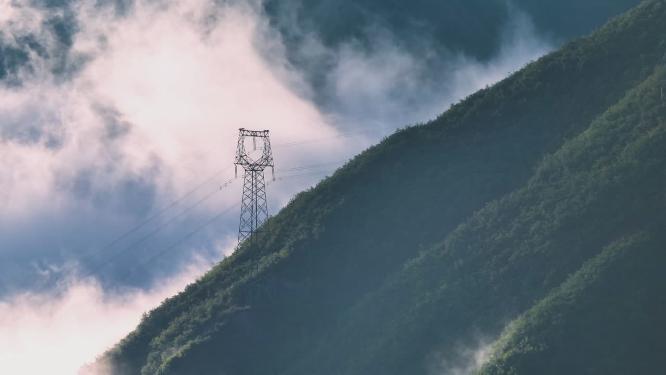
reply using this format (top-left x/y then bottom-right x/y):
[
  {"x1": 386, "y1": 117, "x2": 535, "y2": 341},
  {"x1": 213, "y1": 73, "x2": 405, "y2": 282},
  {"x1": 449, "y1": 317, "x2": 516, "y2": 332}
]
[{"x1": 234, "y1": 128, "x2": 275, "y2": 244}]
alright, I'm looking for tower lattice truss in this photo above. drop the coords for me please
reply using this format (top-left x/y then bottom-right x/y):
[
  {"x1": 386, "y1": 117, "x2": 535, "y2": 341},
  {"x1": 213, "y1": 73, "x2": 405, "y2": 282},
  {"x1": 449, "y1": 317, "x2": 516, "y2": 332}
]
[{"x1": 234, "y1": 128, "x2": 274, "y2": 244}]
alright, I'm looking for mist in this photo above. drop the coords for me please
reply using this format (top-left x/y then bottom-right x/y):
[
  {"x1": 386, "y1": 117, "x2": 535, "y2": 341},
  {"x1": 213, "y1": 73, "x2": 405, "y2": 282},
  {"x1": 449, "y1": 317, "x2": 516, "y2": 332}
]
[
  {"x1": 0, "y1": 256, "x2": 217, "y2": 374},
  {"x1": 428, "y1": 336, "x2": 495, "y2": 375},
  {"x1": 0, "y1": 0, "x2": 348, "y2": 293},
  {"x1": 0, "y1": 0, "x2": 552, "y2": 372}
]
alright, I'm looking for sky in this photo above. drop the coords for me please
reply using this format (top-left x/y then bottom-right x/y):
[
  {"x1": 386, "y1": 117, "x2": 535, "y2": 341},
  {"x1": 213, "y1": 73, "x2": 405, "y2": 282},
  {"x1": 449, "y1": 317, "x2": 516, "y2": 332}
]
[{"x1": 0, "y1": 0, "x2": 551, "y2": 372}]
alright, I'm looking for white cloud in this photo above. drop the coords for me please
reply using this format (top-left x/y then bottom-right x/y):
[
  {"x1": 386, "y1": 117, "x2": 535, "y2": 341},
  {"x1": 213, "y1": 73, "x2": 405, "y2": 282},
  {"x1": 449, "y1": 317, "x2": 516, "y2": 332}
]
[
  {"x1": 0, "y1": 254, "x2": 217, "y2": 375},
  {"x1": 448, "y1": 7, "x2": 551, "y2": 101},
  {"x1": 320, "y1": 6, "x2": 551, "y2": 132},
  {"x1": 0, "y1": 2, "x2": 352, "y2": 370},
  {"x1": 0, "y1": 0, "x2": 553, "y2": 372},
  {"x1": 0, "y1": 0, "x2": 347, "y2": 222},
  {"x1": 428, "y1": 335, "x2": 495, "y2": 375},
  {"x1": 0, "y1": 0, "x2": 44, "y2": 37}
]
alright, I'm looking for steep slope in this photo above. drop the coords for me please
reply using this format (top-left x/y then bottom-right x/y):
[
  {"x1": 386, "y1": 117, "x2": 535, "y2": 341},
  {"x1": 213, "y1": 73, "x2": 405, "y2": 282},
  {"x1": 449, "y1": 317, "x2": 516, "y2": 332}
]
[
  {"x1": 480, "y1": 232, "x2": 666, "y2": 375},
  {"x1": 312, "y1": 62, "x2": 666, "y2": 375},
  {"x1": 476, "y1": 65, "x2": 666, "y2": 375},
  {"x1": 100, "y1": 1, "x2": 666, "y2": 374}
]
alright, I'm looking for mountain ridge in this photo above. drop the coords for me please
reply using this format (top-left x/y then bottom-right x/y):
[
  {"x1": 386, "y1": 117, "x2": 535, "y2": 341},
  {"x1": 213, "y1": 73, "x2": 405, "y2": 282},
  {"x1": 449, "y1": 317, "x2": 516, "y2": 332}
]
[{"x1": 98, "y1": 1, "x2": 666, "y2": 373}]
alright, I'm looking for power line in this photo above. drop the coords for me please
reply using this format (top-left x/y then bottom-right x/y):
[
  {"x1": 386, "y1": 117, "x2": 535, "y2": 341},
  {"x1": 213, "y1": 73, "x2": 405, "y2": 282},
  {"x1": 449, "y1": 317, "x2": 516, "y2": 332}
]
[
  {"x1": 120, "y1": 166, "x2": 339, "y2": 280},
  {"x1": 93, "y1": 130, "x2": 355, "y2": 252},
  {"x1": 76, "y1": 165, "x2": 235, "y2": 266},
  {"x1": 279, "y1": 160, "x2": 347, "y2": 173},
  {"x1": 81, "y1": 178, "x2": 236, "y2": 279},
  {"x1": 273, "y1": 126, "x2": 384, "y2": 148},
  {"x1": 34, "y1": 128, "x2": 367, "y2": 288},
  {"x1": 80, "y1": 162, "x2": 339, "y2": 279},
  {"x1": 77, "y1": 152, "x2": 267, "y2": 265},
  {"x1": 120, "y1": 202, "x2": 240, "y2": 282},
  {"x1": 81, "y1": 135, "x2": 352, "y2": 264},
  {"x1": 82, "y1": 161, "x2": 340, "y2": 278},
  {"x1": 69, "y1": 149, "x2": 345, "y2": 285}
]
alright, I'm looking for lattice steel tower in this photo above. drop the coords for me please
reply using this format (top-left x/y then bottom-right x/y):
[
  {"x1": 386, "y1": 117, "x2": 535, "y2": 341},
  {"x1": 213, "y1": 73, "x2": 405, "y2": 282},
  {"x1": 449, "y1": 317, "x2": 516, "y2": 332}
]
[{"x1": 234, "y1": 128, "x2": 275, "y2": 244}]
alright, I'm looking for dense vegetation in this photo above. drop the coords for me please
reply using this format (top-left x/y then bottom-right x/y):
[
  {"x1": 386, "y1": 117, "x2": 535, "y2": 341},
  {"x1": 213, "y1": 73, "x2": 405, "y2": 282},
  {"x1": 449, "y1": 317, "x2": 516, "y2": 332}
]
[{"x1": 100, "y1": 1, "x2": 666, "y2": 374}]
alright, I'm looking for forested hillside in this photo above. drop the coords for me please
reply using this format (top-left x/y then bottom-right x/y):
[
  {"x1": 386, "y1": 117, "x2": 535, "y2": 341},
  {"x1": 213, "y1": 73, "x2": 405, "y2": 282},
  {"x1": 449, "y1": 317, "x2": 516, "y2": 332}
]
[{"x1": 99, "y1": 1, "x2": 666, "y2": 374}]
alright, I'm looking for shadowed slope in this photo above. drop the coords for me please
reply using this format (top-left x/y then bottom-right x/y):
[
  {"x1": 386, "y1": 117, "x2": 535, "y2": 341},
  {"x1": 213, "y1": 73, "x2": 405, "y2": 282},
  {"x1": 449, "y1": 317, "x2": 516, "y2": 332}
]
[{"x1": 102, "y1": 1, "x2": 666, "y2": 374}]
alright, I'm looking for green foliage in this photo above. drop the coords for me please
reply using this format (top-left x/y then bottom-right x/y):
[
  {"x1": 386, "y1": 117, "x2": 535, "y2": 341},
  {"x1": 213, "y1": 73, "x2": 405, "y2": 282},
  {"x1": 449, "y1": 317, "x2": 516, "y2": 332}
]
[
  {"x1": 101, "y1": 1, "x2": 666, "y2": 374},
  {"x1": 480, "y1": 232, "x2": 666, "y2": 375}
]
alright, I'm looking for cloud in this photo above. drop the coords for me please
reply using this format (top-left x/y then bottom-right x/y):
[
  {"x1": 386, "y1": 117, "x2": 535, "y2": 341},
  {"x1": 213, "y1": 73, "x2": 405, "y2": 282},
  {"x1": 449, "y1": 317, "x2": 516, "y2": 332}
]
[
  {"x1": 448, "y1": 6, "x2": 551, "y2": 100},
  {"x1": 0, "y1": 0, "x2": 553, "y2": 372},
  {"x1": 0, "y1": 0, "x2": 82, "y2": 84},
  {"x1": 317, "y1": 5, "x2": 552, "y2": 132},
  {"x1": 0, "y1": 0, "x2": 552, "y2": 292},
  {"x1": 0, "y1": 0, "x2": 350, "y2": 293},
  {"x1": 1, "y1": 0, "x2": 343, "y2": 215},
  {"x1": 0, "y1": 254, "x2": 218, "y2": 375},
  {"x1": 427, "y1": 335, "x2": 496, "y2": 375}
]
